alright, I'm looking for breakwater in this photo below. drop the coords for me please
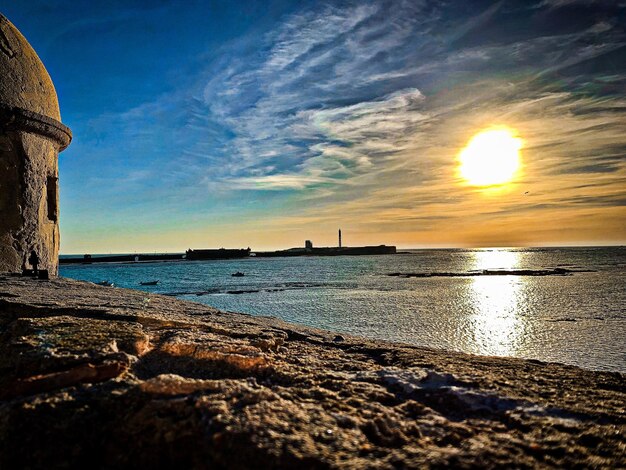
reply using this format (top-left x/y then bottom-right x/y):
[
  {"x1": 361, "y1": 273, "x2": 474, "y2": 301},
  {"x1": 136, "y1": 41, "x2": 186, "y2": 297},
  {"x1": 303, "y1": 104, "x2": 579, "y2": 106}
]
[
  {"x1": 59, "y1": 253, "x2": 185, "y2": 264},
  {"x1": 59, "y1": 245, "x2": 397, "y2": 264}
]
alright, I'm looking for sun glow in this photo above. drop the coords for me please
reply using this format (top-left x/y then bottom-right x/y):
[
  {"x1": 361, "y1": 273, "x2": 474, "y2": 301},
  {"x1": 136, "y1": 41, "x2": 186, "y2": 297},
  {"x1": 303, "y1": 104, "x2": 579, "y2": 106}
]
[{"x1": 459, "y1": 127, "x2": 522, "y2": 186}]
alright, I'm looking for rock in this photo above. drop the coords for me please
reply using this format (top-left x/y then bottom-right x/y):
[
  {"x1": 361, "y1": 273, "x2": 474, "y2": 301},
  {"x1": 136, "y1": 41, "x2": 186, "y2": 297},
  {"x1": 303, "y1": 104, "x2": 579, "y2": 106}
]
[{"x1": 0, "y1": 275, "x2": 624, "y2": 469}]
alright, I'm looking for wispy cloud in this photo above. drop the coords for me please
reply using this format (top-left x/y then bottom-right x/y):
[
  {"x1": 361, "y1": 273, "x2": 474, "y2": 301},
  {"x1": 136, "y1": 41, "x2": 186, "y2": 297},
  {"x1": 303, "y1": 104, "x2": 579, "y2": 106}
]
[{"x1": 58, "y1": 0, "x2": 626, "y2": 249}]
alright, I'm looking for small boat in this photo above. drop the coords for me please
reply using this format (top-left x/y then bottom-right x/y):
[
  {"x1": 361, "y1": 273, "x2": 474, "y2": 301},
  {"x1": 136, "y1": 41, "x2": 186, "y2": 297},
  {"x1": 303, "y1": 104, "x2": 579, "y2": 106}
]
[
  {"x1": 96, "y1": 280, "x2": 114, "y2": 287},
  {"x1": 140, "y1": 280, "x2": 159, "y2": 286},
  {"x1": 231, "y1": 272, "x2": 245, "y2": 277}
]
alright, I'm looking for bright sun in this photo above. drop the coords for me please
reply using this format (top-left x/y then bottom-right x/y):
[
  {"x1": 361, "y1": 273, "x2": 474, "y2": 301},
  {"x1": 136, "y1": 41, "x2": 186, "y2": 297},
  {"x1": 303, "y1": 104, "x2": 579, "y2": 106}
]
[{"x1": 458, "y1": 127, "x2": 523, "y2": 186}]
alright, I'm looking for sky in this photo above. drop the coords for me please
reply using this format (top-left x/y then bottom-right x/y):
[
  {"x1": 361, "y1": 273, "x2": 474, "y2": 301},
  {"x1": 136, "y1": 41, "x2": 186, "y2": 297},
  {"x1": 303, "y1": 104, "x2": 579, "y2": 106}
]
[{"x1": 3, "y1": 0, "x2": 625, "y2": 252}]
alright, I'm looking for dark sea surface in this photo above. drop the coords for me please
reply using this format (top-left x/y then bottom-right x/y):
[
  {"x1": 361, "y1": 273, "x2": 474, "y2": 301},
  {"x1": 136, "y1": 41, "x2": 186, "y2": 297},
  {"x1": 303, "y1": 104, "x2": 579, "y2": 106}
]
[{"x1": 60, "y1": 247, "x2": 626, "y2": 372}]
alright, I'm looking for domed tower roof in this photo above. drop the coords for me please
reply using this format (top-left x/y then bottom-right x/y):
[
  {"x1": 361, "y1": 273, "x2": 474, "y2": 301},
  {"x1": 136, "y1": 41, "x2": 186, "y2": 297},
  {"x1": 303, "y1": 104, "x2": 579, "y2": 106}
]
[{"x1": 0, "y1": 13, "x2": 71, "y2": 149}]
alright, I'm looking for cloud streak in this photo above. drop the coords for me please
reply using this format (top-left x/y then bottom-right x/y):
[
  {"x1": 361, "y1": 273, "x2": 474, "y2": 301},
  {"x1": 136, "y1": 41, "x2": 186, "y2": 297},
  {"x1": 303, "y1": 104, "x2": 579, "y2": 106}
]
[{"x1": 52, "y1": 0, "x2": 626, "y2": 249}]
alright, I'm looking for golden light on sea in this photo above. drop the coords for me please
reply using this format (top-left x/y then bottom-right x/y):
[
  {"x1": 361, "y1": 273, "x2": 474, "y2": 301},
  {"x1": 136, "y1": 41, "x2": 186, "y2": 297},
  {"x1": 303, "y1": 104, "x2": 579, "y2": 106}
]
[
  {"x1": 466, "y1": 249, "x2": 526, "y2": 357},
  {"x1": 458, "y1": 127, "x2": 523, "y2": 186}
]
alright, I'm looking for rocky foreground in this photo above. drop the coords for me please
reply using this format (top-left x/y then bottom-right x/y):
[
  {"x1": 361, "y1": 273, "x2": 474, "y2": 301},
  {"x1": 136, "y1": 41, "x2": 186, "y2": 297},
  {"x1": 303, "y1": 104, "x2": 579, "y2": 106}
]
[{"x1": 0, "y1": 275, "x2": 624, "y2": 468}]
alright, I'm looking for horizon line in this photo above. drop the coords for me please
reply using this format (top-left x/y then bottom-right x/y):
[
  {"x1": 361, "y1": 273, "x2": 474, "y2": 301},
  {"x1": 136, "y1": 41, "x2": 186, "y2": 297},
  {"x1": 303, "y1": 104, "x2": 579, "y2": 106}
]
[{"x1": 59, "y1": 243, "x2": 625, "y2": 256}]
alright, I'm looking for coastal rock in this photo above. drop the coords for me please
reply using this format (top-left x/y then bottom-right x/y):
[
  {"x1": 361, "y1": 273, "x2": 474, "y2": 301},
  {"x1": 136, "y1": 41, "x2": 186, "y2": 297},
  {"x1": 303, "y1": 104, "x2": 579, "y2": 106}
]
[{"x1": 0, "y1": 275, "x2": 624, "y2": 468}]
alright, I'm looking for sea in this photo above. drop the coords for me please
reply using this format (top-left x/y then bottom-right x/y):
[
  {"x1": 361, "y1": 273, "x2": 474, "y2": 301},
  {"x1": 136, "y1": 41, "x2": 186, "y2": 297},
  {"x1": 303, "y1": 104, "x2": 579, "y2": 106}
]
[{"x1": 60, "y1": 247, "x2": 626, "y2": 373}]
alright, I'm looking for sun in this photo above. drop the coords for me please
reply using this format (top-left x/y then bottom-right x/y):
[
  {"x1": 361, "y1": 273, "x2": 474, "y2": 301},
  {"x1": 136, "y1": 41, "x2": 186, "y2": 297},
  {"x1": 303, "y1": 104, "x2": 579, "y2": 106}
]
[{"x1": 458, "y1": 127, "x2": 523, "y2": 186}]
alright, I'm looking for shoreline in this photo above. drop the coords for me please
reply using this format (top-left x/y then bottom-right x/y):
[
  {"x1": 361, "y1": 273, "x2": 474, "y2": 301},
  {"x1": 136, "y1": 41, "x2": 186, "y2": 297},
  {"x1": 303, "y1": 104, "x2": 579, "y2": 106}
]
[
  {"x1": 56, "y1": 259, "x2": 625, "y2": 374},
  {"x1": 0, "y1": 275, "x2": 624, "y2": 467}
]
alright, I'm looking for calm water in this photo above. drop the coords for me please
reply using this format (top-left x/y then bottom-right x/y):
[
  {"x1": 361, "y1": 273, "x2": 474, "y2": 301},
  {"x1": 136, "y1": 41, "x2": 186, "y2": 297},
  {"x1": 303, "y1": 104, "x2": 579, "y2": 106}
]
[{"x1": 60, "y1": 247, "x2": 626, "y2": 372}]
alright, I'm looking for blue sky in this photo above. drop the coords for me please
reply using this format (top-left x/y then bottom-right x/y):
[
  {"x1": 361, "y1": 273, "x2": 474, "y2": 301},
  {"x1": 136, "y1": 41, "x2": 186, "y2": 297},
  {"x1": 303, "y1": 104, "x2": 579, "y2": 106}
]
[{"x1": 4, "y1": 0, "x2": 625, "y2": 252}]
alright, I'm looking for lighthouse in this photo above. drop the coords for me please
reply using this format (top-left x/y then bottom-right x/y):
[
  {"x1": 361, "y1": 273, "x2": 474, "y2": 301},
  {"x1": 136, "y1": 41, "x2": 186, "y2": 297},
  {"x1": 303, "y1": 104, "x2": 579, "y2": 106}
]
[{"x1": 338, "y1": 229, "x2": 342, "y2": 248}]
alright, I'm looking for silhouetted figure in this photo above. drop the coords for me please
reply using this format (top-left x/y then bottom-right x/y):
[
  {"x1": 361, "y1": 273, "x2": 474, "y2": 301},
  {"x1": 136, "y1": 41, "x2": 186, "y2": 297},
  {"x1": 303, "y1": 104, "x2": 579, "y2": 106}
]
[{"x1": 28, "y1": 250, "x2": 39, "y2": 276}]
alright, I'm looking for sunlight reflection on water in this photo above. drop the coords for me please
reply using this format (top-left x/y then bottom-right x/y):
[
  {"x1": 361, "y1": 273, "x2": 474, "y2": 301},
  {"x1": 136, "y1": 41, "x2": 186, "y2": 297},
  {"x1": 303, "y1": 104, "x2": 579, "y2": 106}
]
[
  {"x1": 465, "y1": 249, "x2": 526, "y2": 356},
  {"x1": 472, "y1": 248, "x2": 519, "y2": 271}
]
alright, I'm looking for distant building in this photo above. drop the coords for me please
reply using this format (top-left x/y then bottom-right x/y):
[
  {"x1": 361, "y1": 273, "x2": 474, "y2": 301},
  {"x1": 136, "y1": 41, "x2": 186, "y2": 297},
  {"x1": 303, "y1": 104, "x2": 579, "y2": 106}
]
[
  {"x1": 185, "y1": 248, "x2": 251, "y2": 260},
  {"x1": 305, "y1": 240, "x2": 313, "y2": 251},
  {"x1": 0, "y1": 14, "x2": 72, "y2": 275},
  {"x1": 338, "y1": 229, "x2": 342, "y2": 248}
]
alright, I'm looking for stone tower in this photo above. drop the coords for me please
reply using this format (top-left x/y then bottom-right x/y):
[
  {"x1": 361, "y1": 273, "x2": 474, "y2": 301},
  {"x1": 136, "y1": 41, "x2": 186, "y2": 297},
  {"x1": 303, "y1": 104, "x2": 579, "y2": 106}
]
[{"x1": 0, "y1": 13, "x2": 72, "y2": 275}]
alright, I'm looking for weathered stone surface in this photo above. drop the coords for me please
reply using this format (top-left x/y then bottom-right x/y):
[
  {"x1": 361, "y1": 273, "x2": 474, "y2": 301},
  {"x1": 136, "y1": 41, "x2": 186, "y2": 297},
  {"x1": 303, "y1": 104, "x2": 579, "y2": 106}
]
[
  {"x1": 0, "y1": 131, "x2": 62, "y2": 274},
  {"x1": 0, "y1": 14, "x2": 61, "y2": 120},
  {"x1": 0, "y1": 275, "x2": 624, "y2": 468},
  {"x1": 0, "y1": 13, "x2": 71, "y2": 275}
]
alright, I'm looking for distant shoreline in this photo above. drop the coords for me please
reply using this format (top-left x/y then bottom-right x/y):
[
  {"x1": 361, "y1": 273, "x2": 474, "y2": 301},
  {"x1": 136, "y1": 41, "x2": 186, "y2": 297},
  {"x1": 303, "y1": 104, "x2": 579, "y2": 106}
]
[{"x1": 59, "y1": 245, "x2": 397, "y2": 264}]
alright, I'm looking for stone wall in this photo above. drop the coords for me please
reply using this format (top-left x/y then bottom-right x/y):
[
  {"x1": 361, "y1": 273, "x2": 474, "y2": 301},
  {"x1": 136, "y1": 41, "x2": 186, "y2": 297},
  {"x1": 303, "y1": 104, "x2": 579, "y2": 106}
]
[{"x1": 0, "y1": 132, "x2": 22, "y2": 272}]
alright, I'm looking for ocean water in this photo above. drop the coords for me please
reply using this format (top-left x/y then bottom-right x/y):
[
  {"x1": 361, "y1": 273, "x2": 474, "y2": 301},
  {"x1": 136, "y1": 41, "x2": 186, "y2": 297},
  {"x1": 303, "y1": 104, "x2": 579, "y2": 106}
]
[{"x1": 60, "y1": 247, "x2": 626, "y2": 372}]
